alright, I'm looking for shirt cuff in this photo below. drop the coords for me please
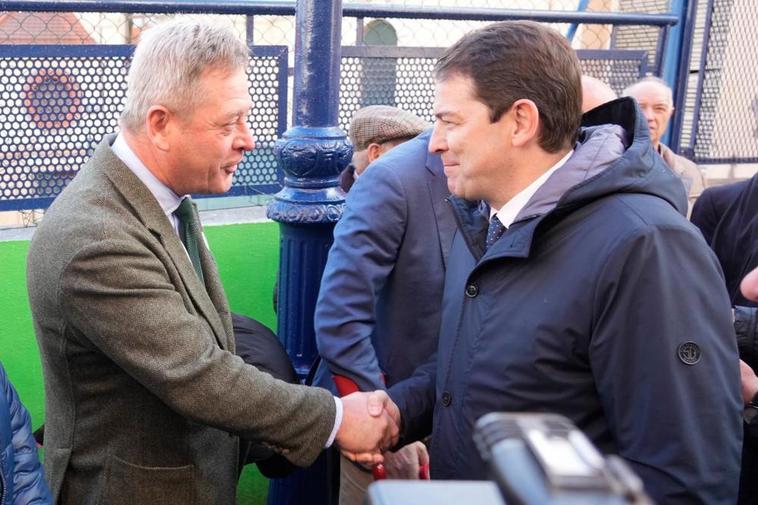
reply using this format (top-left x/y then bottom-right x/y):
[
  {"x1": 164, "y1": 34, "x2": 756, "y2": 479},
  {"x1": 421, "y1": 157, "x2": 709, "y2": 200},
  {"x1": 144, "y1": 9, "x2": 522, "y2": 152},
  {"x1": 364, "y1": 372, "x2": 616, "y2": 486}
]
[{"x1": 325, "y1": 396, "x2": 343, "y2": 448}]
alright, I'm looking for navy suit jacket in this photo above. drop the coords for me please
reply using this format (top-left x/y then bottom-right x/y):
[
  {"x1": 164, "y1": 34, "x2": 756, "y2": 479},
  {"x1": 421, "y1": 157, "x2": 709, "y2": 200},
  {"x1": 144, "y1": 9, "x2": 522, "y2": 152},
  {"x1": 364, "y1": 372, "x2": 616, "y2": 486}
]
[
  {"x1": 691, "y1": 174, "x2": 758, "y2": 306},
  {"x1": 314, "y1": 130, "x2": 455, "y2": 392}
]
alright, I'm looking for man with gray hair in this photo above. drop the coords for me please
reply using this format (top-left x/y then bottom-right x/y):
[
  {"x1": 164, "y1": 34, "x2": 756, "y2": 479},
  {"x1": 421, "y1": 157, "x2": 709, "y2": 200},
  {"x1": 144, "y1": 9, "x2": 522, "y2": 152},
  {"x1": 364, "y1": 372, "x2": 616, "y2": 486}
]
[
  {"x1": 623, "y1": 76, "x2": 706, "y2": 215},
  {"x1": 27, "y1": 19, "x2": 398, "y2": 504},
  {"x1": 338, "y1": 105, "x2": 429, "y2": 192}
]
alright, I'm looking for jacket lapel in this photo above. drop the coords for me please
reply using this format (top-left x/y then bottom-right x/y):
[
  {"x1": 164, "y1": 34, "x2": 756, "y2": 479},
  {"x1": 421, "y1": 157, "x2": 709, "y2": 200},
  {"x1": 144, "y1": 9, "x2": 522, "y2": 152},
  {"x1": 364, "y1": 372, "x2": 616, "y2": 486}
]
[
  {"x1": 426, "y1": 151, "x2": 456, "y2": 269},
  {"x1": 96, "y1": 137, "x2": 231, "y2": 350}
]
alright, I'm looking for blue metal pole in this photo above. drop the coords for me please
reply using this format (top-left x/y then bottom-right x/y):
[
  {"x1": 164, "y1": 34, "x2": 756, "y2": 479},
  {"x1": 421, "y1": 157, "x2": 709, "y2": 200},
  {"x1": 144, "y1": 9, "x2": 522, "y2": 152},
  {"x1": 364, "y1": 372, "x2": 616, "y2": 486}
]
[
  {"x1": 660, "y1": 0, "x2": 691, "y2": 149},
  {"x1": 265, "y1": 0, "x2": 348, "y2": 503},
  {"x1": 566, "y1": 0, "x2": 589, "y2": 42},
  {"x1": 668, "y1": 0, "x2": 700, "y2": 155}
]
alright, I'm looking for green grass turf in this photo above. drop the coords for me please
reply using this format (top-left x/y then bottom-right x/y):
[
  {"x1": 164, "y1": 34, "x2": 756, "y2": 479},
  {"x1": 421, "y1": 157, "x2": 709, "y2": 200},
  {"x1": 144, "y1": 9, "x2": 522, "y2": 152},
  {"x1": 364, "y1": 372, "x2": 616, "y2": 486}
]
[{"x1": 0, "y1": 220, "x2": 281, "y2": 504}]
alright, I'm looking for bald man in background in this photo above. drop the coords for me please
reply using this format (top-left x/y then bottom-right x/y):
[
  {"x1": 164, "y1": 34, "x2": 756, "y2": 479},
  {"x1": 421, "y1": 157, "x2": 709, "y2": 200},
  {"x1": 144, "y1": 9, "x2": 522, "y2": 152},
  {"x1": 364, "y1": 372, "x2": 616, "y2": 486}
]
[
  {"x1": 581, "y1": 75, "x2": 617, "y2": 113},
  {"x1": 623, "y1": 77, "x2": 705, "y2": 215}
]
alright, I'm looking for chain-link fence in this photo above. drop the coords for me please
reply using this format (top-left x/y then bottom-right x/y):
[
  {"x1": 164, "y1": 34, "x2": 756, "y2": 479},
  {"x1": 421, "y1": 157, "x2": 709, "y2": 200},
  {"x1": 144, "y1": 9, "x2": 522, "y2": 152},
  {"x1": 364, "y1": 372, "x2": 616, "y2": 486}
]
[
  {"x1": 0, "y1": 1, "x2": 677, "y2": 222},
  {"x1": 677, "y1": 0, "x2": 758, "y2": 170}
]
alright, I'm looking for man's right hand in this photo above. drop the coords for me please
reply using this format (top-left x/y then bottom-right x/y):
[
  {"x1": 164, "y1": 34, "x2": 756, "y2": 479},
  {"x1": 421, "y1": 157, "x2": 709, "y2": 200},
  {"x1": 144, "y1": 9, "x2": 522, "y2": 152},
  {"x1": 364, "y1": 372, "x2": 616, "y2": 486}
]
[{"x1": 336, "y1": 390, "x2": 400, "y2": 464}]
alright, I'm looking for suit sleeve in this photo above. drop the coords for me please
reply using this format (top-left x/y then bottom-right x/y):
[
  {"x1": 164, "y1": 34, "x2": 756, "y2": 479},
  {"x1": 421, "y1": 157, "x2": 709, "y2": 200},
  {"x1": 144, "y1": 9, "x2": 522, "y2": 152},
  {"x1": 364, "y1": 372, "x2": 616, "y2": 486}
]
[
  {"x1": 1, "y1": 366, "x2": 52, "y2": 504},
  {"x1": 59, "y1": 236, "x2": 335, "y2": 467},
  {"x1": 315, "y1": 164, "x2": 409, "y2": 392},
  {"x1": 590, "y1": 225, "x2": 742, "y2": 505}
]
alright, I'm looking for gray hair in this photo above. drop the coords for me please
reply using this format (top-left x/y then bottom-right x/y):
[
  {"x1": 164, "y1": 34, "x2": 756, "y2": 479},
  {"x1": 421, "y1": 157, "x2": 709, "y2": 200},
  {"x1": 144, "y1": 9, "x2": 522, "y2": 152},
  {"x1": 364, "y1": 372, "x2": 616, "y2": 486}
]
[
  {"x1": 120, "y1": 18, "x2": 249, "y2": 131},
  {"x1": 621, "y1": 76, "x2": 673, "y2": 108}
]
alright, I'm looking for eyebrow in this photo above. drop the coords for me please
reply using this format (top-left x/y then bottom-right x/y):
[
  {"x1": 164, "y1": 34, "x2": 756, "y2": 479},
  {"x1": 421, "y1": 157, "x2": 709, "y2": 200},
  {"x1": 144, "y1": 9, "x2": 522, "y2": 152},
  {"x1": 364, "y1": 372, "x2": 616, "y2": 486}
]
[{"x1": 434, "y1": 110, "x2": 461, "y2": 120}]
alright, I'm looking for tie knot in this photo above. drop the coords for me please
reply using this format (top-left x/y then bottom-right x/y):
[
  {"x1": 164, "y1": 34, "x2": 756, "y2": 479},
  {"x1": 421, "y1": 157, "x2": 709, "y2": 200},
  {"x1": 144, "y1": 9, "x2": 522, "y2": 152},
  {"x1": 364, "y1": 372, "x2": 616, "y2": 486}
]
[
  {"x1": 486, "y1": 215, "x2": 506, "y2": 249},
  {"x1": 174, "y1": 197, "x2": 195, "y2": 222}
]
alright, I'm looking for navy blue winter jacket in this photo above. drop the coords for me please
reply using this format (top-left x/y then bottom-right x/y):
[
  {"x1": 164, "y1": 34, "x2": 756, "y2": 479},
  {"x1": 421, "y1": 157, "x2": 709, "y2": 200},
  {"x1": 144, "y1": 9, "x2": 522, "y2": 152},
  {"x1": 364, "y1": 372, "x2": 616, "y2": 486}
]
[
  {"x1": 390, "y1": 98, "x2": 742, "y2": 504},
  {"x1": 0, "y1": 362, "x2": 51, "y2": 504}
]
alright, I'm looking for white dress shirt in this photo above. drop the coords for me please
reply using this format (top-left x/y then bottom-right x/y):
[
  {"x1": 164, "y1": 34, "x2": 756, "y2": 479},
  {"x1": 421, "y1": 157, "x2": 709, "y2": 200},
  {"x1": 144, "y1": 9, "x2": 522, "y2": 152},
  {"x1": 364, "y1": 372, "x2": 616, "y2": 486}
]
[{"x1": 491, "y1": 149, "x2": 574, "y2": 227}]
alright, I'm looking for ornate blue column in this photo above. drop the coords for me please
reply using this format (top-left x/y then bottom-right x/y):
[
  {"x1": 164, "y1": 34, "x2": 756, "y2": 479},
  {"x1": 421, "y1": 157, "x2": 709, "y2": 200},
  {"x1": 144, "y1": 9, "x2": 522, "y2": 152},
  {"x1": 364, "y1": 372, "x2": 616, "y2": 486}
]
[{"x1": 266, "y1": 0, "x2": 348, "y2": 504}]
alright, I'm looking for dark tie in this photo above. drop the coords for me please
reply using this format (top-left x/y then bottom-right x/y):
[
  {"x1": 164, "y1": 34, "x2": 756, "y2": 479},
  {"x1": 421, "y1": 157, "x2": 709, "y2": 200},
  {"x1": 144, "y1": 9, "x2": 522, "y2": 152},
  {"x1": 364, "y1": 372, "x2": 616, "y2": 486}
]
[
  {"x1": 174, "y1": 197, "x2": 205, "y2": 283},
  {"x1": 486, "y1": 215, "x2": 506, "y2": 249}
]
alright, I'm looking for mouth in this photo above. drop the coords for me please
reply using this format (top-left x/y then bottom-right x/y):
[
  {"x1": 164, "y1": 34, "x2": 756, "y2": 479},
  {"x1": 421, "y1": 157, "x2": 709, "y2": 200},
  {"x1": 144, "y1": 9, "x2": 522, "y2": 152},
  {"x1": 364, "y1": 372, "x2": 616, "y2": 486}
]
[
  {"x1": 223, "y1": 161, "x2": 242, "y2": 175},
  {"x1": 442, "y1": 162, "x2": 460, "y2": 174}
]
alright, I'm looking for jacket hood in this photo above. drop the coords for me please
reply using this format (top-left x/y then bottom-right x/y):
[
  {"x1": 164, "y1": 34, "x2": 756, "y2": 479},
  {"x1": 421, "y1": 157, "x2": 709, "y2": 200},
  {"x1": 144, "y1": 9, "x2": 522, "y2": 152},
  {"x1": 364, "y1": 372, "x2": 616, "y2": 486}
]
[
  {"x1": 448, "y1": 97, "x2": 688, "y2": 260},
  {"x1": 516, "y1": 97, "x2": 687, "y2": 224}
]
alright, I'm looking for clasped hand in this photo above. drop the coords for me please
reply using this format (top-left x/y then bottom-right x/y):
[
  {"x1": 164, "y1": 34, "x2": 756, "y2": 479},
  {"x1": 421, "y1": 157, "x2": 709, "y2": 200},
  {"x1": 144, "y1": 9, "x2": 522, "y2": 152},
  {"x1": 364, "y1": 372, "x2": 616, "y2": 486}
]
[{"x1": 335, "y1": 390, "x2": 400, "y2": 465}]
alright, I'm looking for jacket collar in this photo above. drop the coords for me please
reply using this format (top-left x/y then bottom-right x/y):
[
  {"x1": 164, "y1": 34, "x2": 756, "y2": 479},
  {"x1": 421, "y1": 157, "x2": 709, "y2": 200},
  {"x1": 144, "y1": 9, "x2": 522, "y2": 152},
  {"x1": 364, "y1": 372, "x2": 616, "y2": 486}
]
[{"x1": 448, "y1": 97, "x2": 681, "y2": 264}]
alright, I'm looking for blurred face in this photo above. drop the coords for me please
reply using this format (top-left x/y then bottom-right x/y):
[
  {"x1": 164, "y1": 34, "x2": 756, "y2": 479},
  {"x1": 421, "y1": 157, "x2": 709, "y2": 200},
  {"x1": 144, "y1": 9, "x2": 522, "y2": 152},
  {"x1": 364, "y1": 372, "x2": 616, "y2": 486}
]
[
  {"x1": 429, "y1": 73, "x2": 509, "y2": 203},
  {"x1": 628, "y1": 81, "x2": 673, "y2": 148},
  {"x1": 165, "y1": 66, "x2": 254, "y2": 195}
]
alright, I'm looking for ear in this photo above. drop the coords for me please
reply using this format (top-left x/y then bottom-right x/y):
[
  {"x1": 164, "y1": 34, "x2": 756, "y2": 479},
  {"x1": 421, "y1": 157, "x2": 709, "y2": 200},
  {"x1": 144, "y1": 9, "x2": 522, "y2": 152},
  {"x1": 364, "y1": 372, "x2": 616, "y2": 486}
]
[
  {"x1": 366, "y1": 143, "x2": 383, "y2": 163},
  {"x1": 508, "y1": 99, "x2": 540, "y2": 148},
  {"x1": 145, "y1": 105, "x2": 173, "y2": 152}
]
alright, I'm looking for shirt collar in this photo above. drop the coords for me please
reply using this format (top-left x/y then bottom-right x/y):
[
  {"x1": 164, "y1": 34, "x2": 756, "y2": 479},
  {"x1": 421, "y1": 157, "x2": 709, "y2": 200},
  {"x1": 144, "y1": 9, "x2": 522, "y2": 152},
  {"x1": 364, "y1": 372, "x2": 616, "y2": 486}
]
[
  {"x1": 490, "y1": 149, "x2": 574, "y2": 228},
  {"x1": 111, "y1": 133, "x2": 186, "y2": 217}
]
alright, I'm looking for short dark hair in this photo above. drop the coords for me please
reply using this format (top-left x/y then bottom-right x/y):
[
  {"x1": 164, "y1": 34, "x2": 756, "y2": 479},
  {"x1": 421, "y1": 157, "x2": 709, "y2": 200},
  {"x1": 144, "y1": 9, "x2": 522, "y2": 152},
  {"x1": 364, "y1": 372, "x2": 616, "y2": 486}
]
[{"x1": 435, "y1": 20, "x2": 582, "y2": 153}]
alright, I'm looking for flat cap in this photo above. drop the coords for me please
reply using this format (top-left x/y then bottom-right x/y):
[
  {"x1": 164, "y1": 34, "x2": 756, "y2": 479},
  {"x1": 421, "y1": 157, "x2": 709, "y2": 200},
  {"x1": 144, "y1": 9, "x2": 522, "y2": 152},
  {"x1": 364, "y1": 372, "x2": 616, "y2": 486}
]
[{"x1": 348, "y1": 105, "x2": 429, "y2": 151}]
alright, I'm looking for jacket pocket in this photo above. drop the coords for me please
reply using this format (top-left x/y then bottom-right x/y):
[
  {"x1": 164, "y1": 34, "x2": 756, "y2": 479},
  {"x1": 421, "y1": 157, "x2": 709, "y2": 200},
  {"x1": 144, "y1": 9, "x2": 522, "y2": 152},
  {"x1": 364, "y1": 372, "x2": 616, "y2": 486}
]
[{"x1": 101, "y1": 454, "x2": 195, "y2": 505}]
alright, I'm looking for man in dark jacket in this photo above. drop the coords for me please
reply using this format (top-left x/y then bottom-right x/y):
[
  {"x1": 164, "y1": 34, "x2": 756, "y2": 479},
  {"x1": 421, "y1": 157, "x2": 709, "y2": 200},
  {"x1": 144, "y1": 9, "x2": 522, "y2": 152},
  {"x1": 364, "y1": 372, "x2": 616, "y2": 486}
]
[
  {"x1": 389, "y1": 20, "x2": 741, "y2": 504},
  {"x1": 0, "y1": 362, "x2": 52, "y2": 504},
  {"x1": 691, "y1": 174, "x2": 758, "y2": 504}
]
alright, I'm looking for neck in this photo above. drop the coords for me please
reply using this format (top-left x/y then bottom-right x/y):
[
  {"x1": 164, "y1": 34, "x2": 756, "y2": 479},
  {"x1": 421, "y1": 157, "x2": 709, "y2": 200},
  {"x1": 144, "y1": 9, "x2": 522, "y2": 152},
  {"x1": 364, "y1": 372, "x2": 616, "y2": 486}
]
[
  {"x1": 121, "y1": 128, "x2": 174, "y2": 190},
  {"x1": 487, "y1": 146, "x2": 570, "y2": 210}
]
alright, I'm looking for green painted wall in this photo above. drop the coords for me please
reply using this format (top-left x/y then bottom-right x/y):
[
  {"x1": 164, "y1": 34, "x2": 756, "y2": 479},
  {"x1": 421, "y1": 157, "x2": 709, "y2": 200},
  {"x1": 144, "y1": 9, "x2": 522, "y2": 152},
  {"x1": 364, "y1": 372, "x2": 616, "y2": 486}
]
[{"x1": 0, "y1": 220, "x2": 280, "y2": 504}]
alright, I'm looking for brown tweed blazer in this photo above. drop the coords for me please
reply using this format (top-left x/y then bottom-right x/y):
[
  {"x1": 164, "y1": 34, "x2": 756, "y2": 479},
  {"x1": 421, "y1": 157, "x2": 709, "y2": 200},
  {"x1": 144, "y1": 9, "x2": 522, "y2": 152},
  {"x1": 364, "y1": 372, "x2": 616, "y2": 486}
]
[{"x1": 27, "y1": 136, "x2": 335, "y2": 504}]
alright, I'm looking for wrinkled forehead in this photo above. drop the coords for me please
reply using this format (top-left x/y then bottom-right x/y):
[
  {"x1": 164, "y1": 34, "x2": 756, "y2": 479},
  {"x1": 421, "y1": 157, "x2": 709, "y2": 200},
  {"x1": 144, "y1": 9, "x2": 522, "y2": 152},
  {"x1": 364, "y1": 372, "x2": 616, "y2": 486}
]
[{"x1": 630, "y1": 82, "x2": 672, "y2": 107}]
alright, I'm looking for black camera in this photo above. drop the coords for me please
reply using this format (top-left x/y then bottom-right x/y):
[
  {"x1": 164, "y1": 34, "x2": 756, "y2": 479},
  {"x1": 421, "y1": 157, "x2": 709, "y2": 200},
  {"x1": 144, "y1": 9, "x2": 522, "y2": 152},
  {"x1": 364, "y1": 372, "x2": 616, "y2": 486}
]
[{"x1": 367, "y1": 413, "x2": 653, "y2": 505}]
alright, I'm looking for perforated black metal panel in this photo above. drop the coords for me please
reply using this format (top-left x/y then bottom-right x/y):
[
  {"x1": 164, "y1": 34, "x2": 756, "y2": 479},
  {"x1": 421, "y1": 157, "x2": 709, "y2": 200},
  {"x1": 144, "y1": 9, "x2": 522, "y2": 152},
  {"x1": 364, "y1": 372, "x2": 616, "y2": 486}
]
[
  {"x1": 0, "y1": 44, "x2": 288, "y2": 210},
  {"x1": 339, "y1": 46, "x2": 441, "y2": 131},
  {"x1": 339, "y1": 47, "x2": 648, "y2": 130},
  {"x1": 577, "y1": 49, "x2": 649, "y2": 95}
]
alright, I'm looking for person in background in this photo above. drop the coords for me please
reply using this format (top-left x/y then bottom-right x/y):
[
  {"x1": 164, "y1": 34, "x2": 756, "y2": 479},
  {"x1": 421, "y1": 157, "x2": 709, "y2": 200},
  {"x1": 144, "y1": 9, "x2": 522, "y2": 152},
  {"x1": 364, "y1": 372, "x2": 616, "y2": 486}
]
[
  {"x1": 316, "y1": 117, "x2": 454, "y2": 502},
  {"x1": 623, "y1": 76, "x2": 706, "y2": 216},
  {"x1": 580, "y1": 75, "x2": 617, "y2": 113},
  {"x1": 338, "y1": 105, "x2": 429, "y2": 192},
  {"x1": 691, "y1": 173, "x2": 758, "y2": 504}
]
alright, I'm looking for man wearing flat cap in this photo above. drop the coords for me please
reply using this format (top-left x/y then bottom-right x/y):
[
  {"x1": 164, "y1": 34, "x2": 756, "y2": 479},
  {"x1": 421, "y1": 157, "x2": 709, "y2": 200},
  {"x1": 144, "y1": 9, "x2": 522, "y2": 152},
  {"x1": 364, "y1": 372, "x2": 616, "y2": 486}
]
[
  {"x1": 315, "y1": 106, "x2": 456, "y2": 504},
  {"x1": 339, "y1": 105, "x2": 430, "y2": 192}
]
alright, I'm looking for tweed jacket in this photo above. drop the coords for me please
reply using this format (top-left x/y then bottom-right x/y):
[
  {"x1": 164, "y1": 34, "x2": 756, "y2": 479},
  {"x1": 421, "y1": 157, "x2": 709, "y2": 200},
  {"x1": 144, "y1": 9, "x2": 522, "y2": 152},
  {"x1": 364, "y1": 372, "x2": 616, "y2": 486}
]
[{"x1": 26, "y1": 136, "x2": 335, "y2": 505}]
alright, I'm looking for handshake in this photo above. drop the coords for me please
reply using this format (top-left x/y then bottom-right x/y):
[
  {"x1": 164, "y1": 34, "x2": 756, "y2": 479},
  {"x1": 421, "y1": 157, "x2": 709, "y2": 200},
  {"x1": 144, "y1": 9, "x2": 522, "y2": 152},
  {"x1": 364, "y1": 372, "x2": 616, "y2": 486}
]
[{"x1": 334, "y1": 390, "x2": 401, "y2": 465}]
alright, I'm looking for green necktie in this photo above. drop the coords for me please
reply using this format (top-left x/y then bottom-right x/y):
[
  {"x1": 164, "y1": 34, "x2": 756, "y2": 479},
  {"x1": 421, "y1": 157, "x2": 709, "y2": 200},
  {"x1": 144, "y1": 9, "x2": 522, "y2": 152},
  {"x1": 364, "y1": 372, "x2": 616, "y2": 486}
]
[{"x1": 174, "y1": 197, "x2": 205, "y2": 284}]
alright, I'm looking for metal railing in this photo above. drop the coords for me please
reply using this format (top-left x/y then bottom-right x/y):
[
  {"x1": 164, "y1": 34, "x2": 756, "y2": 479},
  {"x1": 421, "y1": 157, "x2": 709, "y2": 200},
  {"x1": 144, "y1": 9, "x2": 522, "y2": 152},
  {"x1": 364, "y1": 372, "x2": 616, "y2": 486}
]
[{"x1": 0, "y1": 1, "x2": 682, "y2": 213}]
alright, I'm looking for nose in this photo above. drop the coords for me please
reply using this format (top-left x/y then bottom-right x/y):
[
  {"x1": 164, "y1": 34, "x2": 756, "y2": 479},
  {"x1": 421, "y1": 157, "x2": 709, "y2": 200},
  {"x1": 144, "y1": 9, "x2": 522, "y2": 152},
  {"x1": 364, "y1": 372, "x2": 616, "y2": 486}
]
[
  {"x1": 236, "y1": 121, "x2": 255, "y2": 152},
  {"x1": 640, "y1": 105, "x2": 655, "y2": 124},
  {"x1": 429, "y1": 122, "x2": 447, "y2": 154}
]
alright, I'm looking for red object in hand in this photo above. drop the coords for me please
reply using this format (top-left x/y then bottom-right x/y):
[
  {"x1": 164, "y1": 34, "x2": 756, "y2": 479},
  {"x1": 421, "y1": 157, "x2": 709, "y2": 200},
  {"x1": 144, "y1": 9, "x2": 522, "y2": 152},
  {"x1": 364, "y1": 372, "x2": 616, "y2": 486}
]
[
  {"x1": 372, "y1": 463, "x2": 387, "y2": 480},
  {"x1": 333, "y1": 375, "x2": 360, "y2": 397},
  {"x1": 419, "y1": 463, "x2": 430, "y2": 480}
]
